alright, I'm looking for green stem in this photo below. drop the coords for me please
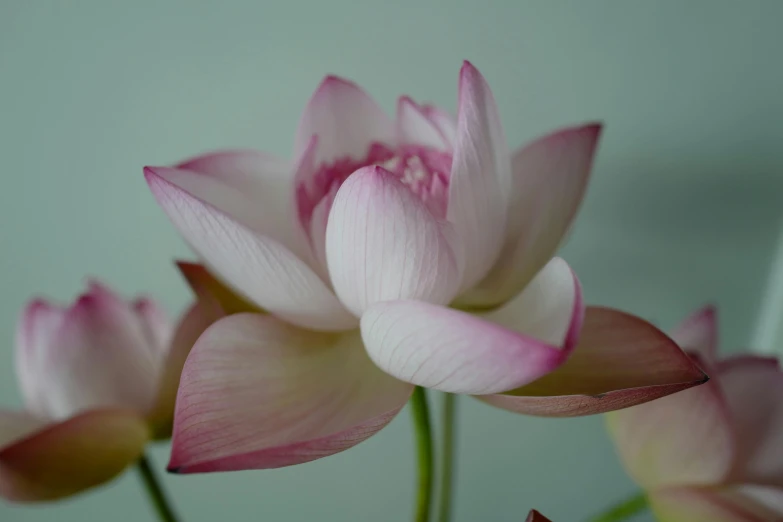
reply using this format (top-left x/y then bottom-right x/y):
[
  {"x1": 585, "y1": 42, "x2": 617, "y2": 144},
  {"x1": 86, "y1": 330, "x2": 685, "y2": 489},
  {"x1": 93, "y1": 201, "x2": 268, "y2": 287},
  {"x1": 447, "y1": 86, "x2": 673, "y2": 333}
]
[
  {"x1": 409, "y1": 386, "x2": 434, "y2": 522},
  {"x1": 590, "y1": 491, "x2": 648, "y2": 522},
  {"x1": 136, "y1": 452, "x2": 180, "y2": 522},
  {"x1": 437, "y1": 393, "x2": 457, "y2": 522}
]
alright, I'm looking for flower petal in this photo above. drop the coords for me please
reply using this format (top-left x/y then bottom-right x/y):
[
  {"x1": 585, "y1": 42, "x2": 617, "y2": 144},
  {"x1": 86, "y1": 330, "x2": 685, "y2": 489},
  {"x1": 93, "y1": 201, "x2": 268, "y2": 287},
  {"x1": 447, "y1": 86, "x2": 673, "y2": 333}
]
[
  {"x1": 293, "y1": 75, "x2": 394, "y2": 166},
  {"x1": 650, "y1": 486, "x2": 783, "y2": 522},
  {"x1": 146, "y1": 170, "x2": 357, "y2": 331},
  {"x1": 15, "y1": 300, "x2": 66, "y2": 416},
  {"x1": 0, "y1": 411, "x2": 46, "y2": 449},
  {"x1": 132, "y1": 297, "x2": 172, "y2": 353},
  {"x1": 480, "y1": 307, "x2": 708, "y2": 417},
  {"x1": 396, "y1": 96, "x2": 449, "y2": 150},
  {"x1": 176, "y1": 261, "x2": 261, "y2": 315},
  {"x1": 717, "y1": 356, "x2": 783, "y2": 487},
  {"x1": 447, "y1": 61, "x2": 512, "y2": 290},
  {"x1": 525, "y1": 510, "x2": 553, "y2": 522},
  {"x1": 422, "y1": 105, "x2": 457, "y2": 146},
  {"x1": 37, "y1": 283, "x2": 159, "y2": 419},
  {"x1": 326, "y1": 166, "x2": 462, "y2": 316},
  {"x1": 168, "y1": 313, "x2": 412, "y2": 473},
  {"x1": 147, "y1": 300, "x2": 224, "y2": 440},
  {"x1": 672, "y1": 305, "x2": 718, "y2": 364},
  {"x1": 459, "y1": 123, "x2": 602, "y2": 307},
  {"x1": 0, "y1": 409, "x2": 148, "y2": 502},
  {"x1": 603, "y1": 353, "x2": 731, "y2": 489},
  {"x1": 360, "y1": 259, "x2": 582, "y2": 394}
]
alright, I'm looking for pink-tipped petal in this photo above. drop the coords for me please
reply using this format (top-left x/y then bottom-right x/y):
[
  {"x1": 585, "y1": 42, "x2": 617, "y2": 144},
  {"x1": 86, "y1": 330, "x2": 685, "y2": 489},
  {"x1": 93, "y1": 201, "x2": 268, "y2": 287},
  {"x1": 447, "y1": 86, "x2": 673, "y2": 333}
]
[
  {"x1": 650, "y1": 486, "x2": 783, "y2": 522},
  {"x1": 360, "y1": 259, "x2": 581, "y2": 394},
  {"x1": 447, "y1": 61, "x2": 512, "y2": 290},
  {"x1": 176, "y1": 261, "x2": 261, "y2": 315},
  {"x1": 326, "y1": 166, "x2": 462, "y2": 316},
  {"x1": 35, "y1": 284, "x2": 159, "y2": 419},
  {"x1": 525, "y1": 510, "x2": 553, "y2": 522},
  {"x1": 0, "y1": 409, "x2": 148, "y2": 502},
  {"x1": 0, "y1": 411, "x2": 46, "y2": 449},
  {"x1": 396, "y1": 96, "x2": 449, "y2": 149},
  {"x1": 15, "y1": 300, "x2": 66, "y2": 416},
  {"x1": 147, "y1": 301, "x2": 223, "y2": 440},
  {"x1": 672, "y1": 305, "x2": 718, "y2": 364},
  {"x1": 718, "y1": 356, "x2": 783, "y2": 487},
  {"x1": 168, "y1": 314, "x2": 412, "y2": 473},
  {"x1": 422, "y1": 105, "x2": 457, "y2": 146},
  {"x1": 459, "y1": 123, "x2": 602, "y2": 307},
  {"x1": 146, "y1": 171, "x2": 357, "y2": 331},
  {"x1": 480, "y1": 307, "x2": 708, "y2": 417},
  {"x1": 293, "y1": 75, "x2": 394, "y2": 166},
  {"x1": 133, "y1": 297, "x2": 172, "y2": 354}
]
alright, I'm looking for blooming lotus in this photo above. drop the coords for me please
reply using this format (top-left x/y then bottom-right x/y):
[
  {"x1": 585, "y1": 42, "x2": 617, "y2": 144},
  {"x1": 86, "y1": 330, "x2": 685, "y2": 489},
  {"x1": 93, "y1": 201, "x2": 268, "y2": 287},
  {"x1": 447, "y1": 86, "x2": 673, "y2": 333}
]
[
  {"x1": 0, "y1": 282, "x2": 214, "y2": 501},
  {"x1": 145, "y1": 61, "x2": 706, "y2": 473},
  {"x1": 607, "y1": 306, "x2": 783, "y2": 521}
]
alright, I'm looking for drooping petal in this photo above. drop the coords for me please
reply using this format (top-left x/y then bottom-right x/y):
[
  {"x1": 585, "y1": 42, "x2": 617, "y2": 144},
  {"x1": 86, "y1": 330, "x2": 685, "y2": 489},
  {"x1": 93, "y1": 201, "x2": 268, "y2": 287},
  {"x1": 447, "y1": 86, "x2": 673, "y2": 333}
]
[
  {"x1": 396, "y1": 96, "x2": 450, "y2": 150},
  {"x1": 147, "y1": 301, "x2": 223, "y2": 440},
  {"x1": 525, "y1": 510, "x2": 553, "y2": 522},
  {"x1": 717, "y1": 356, "x2": 783, "y2": 487},
  {"x1": 0, "y1": 409, "x2": 148, "y2": 502},
  {"x1": 132, "y1": 297, "x2": 172, "y2": 353},
  {"x1": 146, "y1": 171, "x2": 357, "y2": 331},
  {"x1": 0, "y1": 411, "x2": 46, "y2": 449},
  {"x1": 168, "y1": 314, "x2": 412, "y2": 473},
  {"x1": 293, "y1": 75, "x2": 395, "y2": 166},
  {"x1": 37, "y1": 284, "x2": 159, "y2": 419},
  {"x1": 359, "y1": 258, "x2": 581, "y2": 394},
  {"x1": 447, "y1": 61, "x2": 512, "y2": 290},
  {"x1": 326, "y1": 166, "x2": 462, "y2": 316},
  {"x1": 176, "y1": 261, "x2": 261, "y2": 315},
  {"x1": 15, "y1": 300, "x2": 66, "y2": 417},
  {"x1": 650, "y1": 486, "x2": 783, "y2": 522},
  {"x1": 479, "y1": 307, "x2": 708, "y2": 417},
  {"x1": 603, "y1": 355, "x2": 731, "y2": 489},
  {"x1": 422, "y1": 105, "x2": 457, "y2": 146},
  {"x1": 672, "y1": 305, "x2": 718, "y2": 364},
  {"x1": 459, "y1": 123, "x2": 602, "y2": 307}
]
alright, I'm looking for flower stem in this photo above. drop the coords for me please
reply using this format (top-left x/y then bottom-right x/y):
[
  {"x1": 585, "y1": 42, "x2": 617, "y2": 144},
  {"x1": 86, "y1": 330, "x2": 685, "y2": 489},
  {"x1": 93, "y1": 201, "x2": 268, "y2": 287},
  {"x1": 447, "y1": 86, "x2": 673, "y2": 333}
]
[
  {"x1": 437, "y1": 393, "x2": 457, "y2": 522},
  {"x1": 136, "y1": 452, "x2": 180, "y2": 522},
  {"x1": 590, "y1": 491, "x2": 648, "y2": 522},
  {"x1": 410, "y1": 386, "x2": 434, "y2": 522}
]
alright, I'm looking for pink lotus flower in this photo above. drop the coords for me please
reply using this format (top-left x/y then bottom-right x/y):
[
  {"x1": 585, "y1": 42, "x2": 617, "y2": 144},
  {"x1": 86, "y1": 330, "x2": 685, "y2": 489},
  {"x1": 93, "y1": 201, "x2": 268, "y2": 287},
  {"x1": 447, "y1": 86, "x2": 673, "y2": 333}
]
[
  {"x1": 0, "y1": 281, "x2": 215, "y2": 501},
  {"x1": 144, "y1": 61, "x2": 706, "y2": 473},
  {"x1": 607, "y1": 306, "x2": 783, "y2": 521}
]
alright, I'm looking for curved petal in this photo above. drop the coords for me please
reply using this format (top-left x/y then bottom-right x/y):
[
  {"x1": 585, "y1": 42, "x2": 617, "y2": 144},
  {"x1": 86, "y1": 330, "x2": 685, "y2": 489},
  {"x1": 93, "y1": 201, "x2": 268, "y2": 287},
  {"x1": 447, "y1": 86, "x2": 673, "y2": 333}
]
[
  {"x1": 293, "y1": 75, "x2": 394, "y2": 166},
  {"x1": 147, "y1": 300, "x2": 224, "y2": 439},
  {"x1": 459, "y1": 123, "x2": 602, "y2": 307},
  {"x1": 360, "y1": 259, "x2": 582, "y2": 394},
  {"x1": 525, "y1": 510, "x2": 553, "y2": 522},
  {"x1": 133, "y1": 297, "x2": 172, "y2": 353},
  {"x1": 650, "y1": 486, "x2": 783, "y2": 522},
  {"x1": 176, "y1": 261, "x2": 261, "y2": 315},
  {"x1": 396, "y1": 96, "x2": 449, "y2": 150},
  {"x1": 447, "y1": 61, "x2": 511, "y2": 291},
  {"x1": 326, "y1": 166, "x2": 462, "y2": 316},
  {"x1": 146, "y1": 170, "x2": 357, "y2": 331},
  {"x1": 672, "y1": 305, "x2": 718, "y2": 364},
  {"x1": 422, "y1": 105, "x2": 457, "y2": 146},
  {"x1": 38, "y1": 283, "x2": 159, "y2": 419},
  {"x1": 0, "y1": 411, "x2": 46, "y2": 449},
  {"x1": 168, "y1": 314, "x2": 412, "y2": 473},
  {"x1": 480, "y1": 307, "x2": 708, "y2": 417},
  {"x1": 15, "y1": 300, "x2": 66, "y2": 416},
  {"x1": 0, "y1": 409, "x2": 148, "y2": 502},
  {"x1": 718, "y1": 356, "x2": 783, "y2": 487}
]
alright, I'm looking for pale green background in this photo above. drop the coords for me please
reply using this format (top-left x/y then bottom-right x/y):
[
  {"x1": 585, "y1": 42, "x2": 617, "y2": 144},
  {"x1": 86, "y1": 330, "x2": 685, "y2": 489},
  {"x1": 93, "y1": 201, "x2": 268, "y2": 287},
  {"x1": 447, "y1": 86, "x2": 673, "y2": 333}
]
[{"x1": 2, "y1": 1, "x2": 783, "y2": 521}]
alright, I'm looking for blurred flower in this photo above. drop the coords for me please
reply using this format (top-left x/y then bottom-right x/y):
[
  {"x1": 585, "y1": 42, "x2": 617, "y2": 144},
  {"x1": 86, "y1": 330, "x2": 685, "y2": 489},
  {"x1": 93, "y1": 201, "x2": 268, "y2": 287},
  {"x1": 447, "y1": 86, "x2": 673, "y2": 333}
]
[
  {"x1": 526, "y1": 510, "x2": 553, "y2": 521},
  {"x1": 607, "y1": 306, "x2": 783, "y2": 521},
  {"x1": 144, "y1": 61, "x2": 706, "y2": 473},
  {"x1": 0, "y1": 281, "x2": 215, "y2": 501}
]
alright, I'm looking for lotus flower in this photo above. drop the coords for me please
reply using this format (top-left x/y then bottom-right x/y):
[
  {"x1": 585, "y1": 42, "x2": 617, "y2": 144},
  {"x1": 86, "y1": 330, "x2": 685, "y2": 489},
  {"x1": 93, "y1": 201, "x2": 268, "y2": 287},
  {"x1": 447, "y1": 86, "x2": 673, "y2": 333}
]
[
  {"x1": 526, "y1": 510, "x2": 553, "y2": 521},
  {"x1": 0, "y1": 281, "x2": 215, "y2": 501},
  {"x1": 144, "y1": 60, "x2": 707, "y2": 473},
  {"x1": 607, "y1": 306, "x2": 783, "y2": 521}
]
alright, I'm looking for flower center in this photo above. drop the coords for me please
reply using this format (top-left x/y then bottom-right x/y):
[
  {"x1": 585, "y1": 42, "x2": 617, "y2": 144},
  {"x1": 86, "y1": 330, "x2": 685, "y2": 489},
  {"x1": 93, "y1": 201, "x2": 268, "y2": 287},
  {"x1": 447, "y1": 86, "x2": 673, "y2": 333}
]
[{"x1": 296, "y1": 143, "x2": 453, "y2": 236}]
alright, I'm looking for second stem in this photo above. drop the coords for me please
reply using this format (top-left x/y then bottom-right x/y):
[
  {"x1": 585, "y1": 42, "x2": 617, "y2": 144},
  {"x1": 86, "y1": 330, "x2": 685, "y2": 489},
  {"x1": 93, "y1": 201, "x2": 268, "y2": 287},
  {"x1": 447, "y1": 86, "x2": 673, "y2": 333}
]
[{"x1": 410, "y1": 386, "x2": 434, "y2": 522}]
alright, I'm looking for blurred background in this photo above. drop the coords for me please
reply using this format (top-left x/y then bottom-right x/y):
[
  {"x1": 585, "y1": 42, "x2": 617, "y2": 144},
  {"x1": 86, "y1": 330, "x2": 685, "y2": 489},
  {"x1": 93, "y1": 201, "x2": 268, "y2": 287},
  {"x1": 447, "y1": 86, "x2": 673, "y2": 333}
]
[{"x1": 2, "y1": 1, "x2": 782, "y2": 521}]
